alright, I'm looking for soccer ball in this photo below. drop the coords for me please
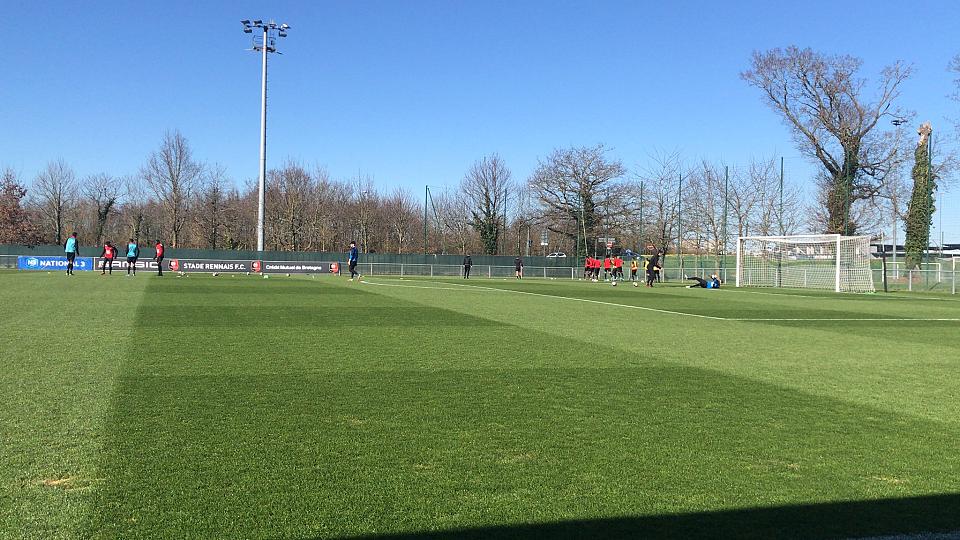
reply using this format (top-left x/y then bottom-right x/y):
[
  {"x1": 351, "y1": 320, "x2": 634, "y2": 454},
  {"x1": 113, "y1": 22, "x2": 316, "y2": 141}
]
[
  {"x1": 285, "y1": 273, "x2": 291, "y2": 277},
  {"x1": 212, "y1": 272, "x2": 220, "y2": 277},
  {"x1": 633, "y1": 281, "x2": 639, "y2": 287},
  {"x1": 245, "y1": 272, "x2": 250, "y2": 276},
  {"x1": 611, "y1": 281, "x2": 618, "y2": 287}
]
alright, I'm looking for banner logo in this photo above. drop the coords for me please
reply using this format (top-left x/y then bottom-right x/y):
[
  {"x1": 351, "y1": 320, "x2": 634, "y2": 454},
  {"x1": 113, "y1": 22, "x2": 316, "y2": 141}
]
[{"x1": 17, "y1": 256, "x2": 94, "y2": 271}]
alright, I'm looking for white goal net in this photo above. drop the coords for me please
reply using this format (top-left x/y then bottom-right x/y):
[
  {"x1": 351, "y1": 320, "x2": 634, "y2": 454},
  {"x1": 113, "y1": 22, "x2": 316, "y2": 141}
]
[{"x1": 736, "y1": 235, "x2": 875, "y2": 293}]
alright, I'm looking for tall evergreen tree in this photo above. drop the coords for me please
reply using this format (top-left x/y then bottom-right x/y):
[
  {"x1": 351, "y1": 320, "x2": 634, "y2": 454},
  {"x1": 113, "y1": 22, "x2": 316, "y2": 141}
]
[{"x1": 903, "y1": 123, "x2": 935, "y2": 269}]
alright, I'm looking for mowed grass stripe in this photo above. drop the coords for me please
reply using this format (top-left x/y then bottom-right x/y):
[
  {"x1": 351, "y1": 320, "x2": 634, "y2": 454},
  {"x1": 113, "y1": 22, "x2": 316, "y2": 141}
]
[
  {"x1": 83, "y1": 276, "x2": 960, "y2": 538},
  {"x1": 93, "y1": 367, "x2": 960, "y2": 539},
  {"x1": 0, "y1": 272, "x2": 150, "y2": 539},
  {"x1": 366, "y1": 277, "x2": 960, "y2": 321},
  {"x1": 350, "y1": 276, "x2": 960, "y2": 425}
]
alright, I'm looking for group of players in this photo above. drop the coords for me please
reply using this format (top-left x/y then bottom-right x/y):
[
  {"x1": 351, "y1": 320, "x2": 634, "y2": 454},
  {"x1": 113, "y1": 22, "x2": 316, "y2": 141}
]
[
  {"x1": 62, "y1": 232, "x2": 166, "y2": 276},
  {"x1": 62, "y1": 233, "x2": 720, "y2": 288},
  {"x1": 583, "y1": 251, "x2": 721, "y2": 289},
  {"x1": 584, "y1": 252, "x2": 663, "y2": 287}
]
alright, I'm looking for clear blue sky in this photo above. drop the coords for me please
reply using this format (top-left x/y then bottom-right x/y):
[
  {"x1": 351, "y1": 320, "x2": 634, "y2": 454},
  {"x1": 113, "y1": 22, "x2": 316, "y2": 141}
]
[{"x1": 4, "y1": 1, "x2": 960, "y2": 242}]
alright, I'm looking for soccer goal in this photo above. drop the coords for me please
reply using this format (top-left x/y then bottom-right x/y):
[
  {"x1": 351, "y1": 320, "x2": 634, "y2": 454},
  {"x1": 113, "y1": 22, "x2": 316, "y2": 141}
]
[{"x1": 736, "y1": 235, "x2": 875, "y2": 293}]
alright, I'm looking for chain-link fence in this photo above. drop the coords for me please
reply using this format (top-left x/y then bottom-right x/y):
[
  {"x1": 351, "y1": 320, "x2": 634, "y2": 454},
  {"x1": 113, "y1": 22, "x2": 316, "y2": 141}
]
[
  {"x1": 878, "y1": 269, "x2": 957, "y2": 294},
  {"x1": 354, "y1": 263, "x2": 578, "y2": 279},
  {"x1": 2, "y1": 254, "x2": 956, "y2": 294}
]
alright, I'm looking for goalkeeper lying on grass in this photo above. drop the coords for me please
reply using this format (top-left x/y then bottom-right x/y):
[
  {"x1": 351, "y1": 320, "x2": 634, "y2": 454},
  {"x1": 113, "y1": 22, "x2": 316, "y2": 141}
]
[{"x1": 686, "y1": 274, "x2": 721, "y2": 289}]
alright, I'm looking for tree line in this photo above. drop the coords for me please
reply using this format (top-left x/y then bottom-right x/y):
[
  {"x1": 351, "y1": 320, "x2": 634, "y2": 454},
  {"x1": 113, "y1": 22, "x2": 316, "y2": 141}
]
[
  {"x1": 2, "y1": 46, "x2": 957, "y2": 266},
  {"x1": 0, "y1": 132, "x2": 802, "y2": 262}
]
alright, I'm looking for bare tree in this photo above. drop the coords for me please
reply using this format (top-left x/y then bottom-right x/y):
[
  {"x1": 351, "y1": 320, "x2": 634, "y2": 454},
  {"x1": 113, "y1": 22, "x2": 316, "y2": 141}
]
[
  {"x1": 462, "y1": 154, "x2": 512, "y2": 255},
  {"x1": 385, "y1": 187, "x2": 418, "y2": 254},
  {"x1": 193, "y1": 164, "x2": 228, "y2": 249},
  {"x1": 638, "y1": 151, "x2": 682, "y2": 257},
  {"x1": 308, "y1": 168, "x2": 343, "y2": 252},
  {"x1": 0, "y1": 168, "x2": 40, "y2": 244},
  {"x1": 742, "y1": 46, "x2": 911, "y2": 234},
  {"x1": 352, "y1": 175, "x2": 377, "y2": 253},
  {"x1": 740, "y1": 157, "x2": 803, "y2": 237},
  {"x1": 221, "y1": 182, "x2": 257, "y2": 250},
  {"x1": 683, "y1": 161, "x2": 728, "y2": 263},
  {"x1": 435, "y1": 188, "x2": 475, "y2": 255},
  {"x1": 528, "y1": 144, "x2": 627, "y2": 258},
  {"x1": 123, "y1": 175, "x2": 152, "y2": 243},
  {"x1": 32, "y1": 159, "x2": 77, "y2": 244},
  {"x1": 142, "y1": 130, "x2": 203, "y2": 247},
  {"x1": 266, "y1": 162, "x2": 314, "y2": 251},
  {"x1": 83, "y1": 173, "x2": 121, "y2": 245}
]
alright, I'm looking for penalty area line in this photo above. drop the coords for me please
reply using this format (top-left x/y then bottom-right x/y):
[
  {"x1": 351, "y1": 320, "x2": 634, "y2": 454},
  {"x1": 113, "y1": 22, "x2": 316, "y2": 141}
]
[
  {"x1": 731, "y1": 317, "x2": 960, "y2": 322},
  {"x1": 368, "y1": 278, "x2": 730, "y2": 321},
  {"x1": 361, "y1": 279, "x2": 960, "y2": 323},
  {"x1": 359, "y1": 279, "x2": 471, "y2": 291}
]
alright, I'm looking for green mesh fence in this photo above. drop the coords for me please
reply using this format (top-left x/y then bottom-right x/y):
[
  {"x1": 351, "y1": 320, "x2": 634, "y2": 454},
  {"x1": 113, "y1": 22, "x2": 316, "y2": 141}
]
[{"x1": 0, "y1": 244, "x2": 575, "y2": 267}]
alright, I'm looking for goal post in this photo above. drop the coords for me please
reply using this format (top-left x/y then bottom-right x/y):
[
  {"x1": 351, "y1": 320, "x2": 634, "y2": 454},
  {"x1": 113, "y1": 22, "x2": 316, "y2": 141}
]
[{"x1": 736, "y1": 234, "x2": 875, "y2": 293}]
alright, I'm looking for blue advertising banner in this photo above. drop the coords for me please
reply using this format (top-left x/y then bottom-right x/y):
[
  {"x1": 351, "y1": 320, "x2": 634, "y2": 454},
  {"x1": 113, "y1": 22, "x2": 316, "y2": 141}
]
[{"x1": 18, "y1": 255, "x2": 94, "y2": 271}]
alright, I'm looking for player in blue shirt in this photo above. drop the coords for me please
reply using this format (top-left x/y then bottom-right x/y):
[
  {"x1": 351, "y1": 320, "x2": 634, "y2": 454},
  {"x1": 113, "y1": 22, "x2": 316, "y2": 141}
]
[
  {"x1": 63, "y1": 232, "x2": 79, "y2": 275},
  {"x1": 125, "y1": 239, "x2": 140, "y2": 276},
  {"x1": 686, "y1": 274, "x2": 721, "y2": 289},
  {"x1": 348, "y1": 241, "x2": 359, "y2": 281}
]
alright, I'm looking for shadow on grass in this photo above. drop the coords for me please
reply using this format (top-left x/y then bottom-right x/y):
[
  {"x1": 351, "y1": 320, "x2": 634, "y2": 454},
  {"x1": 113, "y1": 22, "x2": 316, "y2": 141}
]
[{"x1": 338, "y1": 493, "x2": 960, "y2": 540}]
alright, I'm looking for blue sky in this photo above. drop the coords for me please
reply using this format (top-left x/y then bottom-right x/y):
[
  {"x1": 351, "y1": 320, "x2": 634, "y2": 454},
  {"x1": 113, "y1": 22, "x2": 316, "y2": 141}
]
[{"x1": 4, "y1": 1, "x2": 960, "y2": 241}]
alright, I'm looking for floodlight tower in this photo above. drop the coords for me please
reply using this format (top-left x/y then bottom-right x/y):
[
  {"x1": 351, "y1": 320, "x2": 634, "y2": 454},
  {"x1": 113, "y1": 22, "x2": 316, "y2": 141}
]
[{"x1": 241, "y1": 19, "x2": 291, "y2": 253}]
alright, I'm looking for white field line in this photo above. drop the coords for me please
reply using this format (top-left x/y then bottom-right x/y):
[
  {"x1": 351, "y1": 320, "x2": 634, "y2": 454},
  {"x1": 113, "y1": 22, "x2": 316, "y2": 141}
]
[
  {"x1": 361, "y1": 278, "x2": 727, "y2": 320},
  {"x1": 361, "y1": 278, "x2": 960, "y2": 323},
  {"x1": 734, "y1": 318, "x2": 960, "y2": 322},
  {"x1": 717, "y1": 289, "x2": 823, "y2": 299},
  {"x1": 358, "y1": 280, "x2": 468, "y2": 291},
  {"x1": 723, "y1": 287, "x2": 960, "y2": 303}
]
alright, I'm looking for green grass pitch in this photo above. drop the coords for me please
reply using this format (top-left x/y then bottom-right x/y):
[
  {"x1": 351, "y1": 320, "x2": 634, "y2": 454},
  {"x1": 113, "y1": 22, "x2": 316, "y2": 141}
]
[{"x1": 2, "y1": 270, "x2": 959, "y2": 539}]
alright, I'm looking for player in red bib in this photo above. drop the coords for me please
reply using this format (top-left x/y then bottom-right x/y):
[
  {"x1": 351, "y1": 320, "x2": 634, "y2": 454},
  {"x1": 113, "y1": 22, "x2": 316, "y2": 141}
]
[
  {"x1": 100, "y1": 241, "x2": 117, "y2": 275},
  {"x1": 155, "y1": 240, "x2": 165, "y2": 276}
]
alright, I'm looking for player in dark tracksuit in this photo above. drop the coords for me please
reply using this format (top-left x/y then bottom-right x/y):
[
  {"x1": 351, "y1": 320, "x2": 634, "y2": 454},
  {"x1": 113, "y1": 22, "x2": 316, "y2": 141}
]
[
  {"x1": 463, "y1": 254, "x2": 473, "y2": 279},
  {"x1": 646, "y1": 253, "x2": 661, "y2": 287},
  {"x1": 348, "y1": 241, "x2": 359, "y2": 280}
]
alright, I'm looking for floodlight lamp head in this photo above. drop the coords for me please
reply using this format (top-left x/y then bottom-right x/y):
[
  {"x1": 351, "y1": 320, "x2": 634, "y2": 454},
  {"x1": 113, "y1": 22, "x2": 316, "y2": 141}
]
[
  {"x1": 278, "y1": 31, "x2": 287, "y2": 37},
  {"x1": 241, "y1": 19, "x2": 250, "y2": 25},
  {"x1": 243, "y1": 27, "x2": 252, "y2": 33},
  {"x1": 280, "y1": 23, "x2": 290, "y2": 29},
  {"x1": 253, "y1": 19, "x2": 262, "y2": 25}
]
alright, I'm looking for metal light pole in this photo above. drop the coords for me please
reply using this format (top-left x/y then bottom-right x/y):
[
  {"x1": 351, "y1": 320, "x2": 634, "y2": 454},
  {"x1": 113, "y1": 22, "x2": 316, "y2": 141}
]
[
  {"x1": 241, "y1": 19, "x2": 291, "y2": 253},
  {"x1": 890, "y1": 118, "x2": 908, "y2": 271}
]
